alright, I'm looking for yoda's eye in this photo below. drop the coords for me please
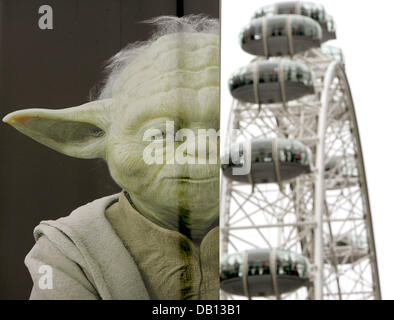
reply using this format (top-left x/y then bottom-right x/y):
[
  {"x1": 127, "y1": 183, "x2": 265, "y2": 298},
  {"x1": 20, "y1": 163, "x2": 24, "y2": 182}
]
[
  {"x1": 151, "y1": 131, "x2": 165, "y2": 141},
  {"x1": 143, "y1": 126, "x2": 169, "y2": 143}
]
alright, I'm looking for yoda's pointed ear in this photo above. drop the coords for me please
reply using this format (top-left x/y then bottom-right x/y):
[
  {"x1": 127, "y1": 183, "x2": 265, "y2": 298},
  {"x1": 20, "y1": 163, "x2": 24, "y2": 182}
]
[{"x1": 3, "y1": 99, "x2": 113, "y2": 159}]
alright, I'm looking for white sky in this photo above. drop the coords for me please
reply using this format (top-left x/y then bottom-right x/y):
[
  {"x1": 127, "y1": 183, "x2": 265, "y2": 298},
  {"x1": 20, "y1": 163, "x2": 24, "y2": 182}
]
[{"x1": 221, "y1": 0, "x2": 394, "y2": 299}]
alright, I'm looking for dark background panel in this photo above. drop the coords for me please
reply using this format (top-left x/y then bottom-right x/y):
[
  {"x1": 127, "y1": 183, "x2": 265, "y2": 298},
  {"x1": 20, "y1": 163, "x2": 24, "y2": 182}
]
[
  {"x1": 184, "y1": 0, "x2": 220, "y2": 18},
  {"x1": 0, "y1": 0, "x2": 219, "y2": 300},
  {"x1": 120, "y1": 0, "x2": 177, "y2": 48},
  {"x1": 0, "y1": 0, "x2": 126, "y2": 300}
]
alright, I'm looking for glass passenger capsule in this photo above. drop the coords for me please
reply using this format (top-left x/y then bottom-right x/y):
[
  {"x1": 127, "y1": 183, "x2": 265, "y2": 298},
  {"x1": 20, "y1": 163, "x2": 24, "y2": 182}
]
[
  {"x1": 321, "y1": 44, "x2": 345, "y2": 65},
  {"x1": 221, "y1": 138, "x2": 312, "y2": 184},
  {"x1": 325, "y1": 157, "x2": 358, "y2": 190},
  {"x1": 229, "y1": 59, "x2": 314, "y2": 104},
  {"x1": 221, "y1": 249, "x2": 310, "y2": 297},
  {"x1": 325, "y1": 234, "x2": 369, "y2": 265},
  {"x1": 252, "y1": 1, "x2": 336, "y2": 42},
  {"x1": 240, "y1": 15, "x2": 322, "y2": 57}
]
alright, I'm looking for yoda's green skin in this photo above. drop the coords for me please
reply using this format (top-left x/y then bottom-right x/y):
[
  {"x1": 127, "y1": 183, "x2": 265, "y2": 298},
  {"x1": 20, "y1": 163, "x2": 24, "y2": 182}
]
[{"x1": 4, "y1": 31, "x2": 220, "y2": 299}]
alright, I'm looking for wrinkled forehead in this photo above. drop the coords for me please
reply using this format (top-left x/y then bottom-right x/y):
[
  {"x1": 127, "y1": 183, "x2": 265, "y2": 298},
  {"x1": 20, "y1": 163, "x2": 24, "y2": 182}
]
[{"x1": 111, "y1": 32, "x2": 220, "y2": 98}]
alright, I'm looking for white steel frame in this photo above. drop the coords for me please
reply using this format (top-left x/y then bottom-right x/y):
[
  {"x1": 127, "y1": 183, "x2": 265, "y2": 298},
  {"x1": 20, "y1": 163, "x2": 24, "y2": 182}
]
[{"x1": 220, "y1": 49, "x2": 381, "y2": 300}]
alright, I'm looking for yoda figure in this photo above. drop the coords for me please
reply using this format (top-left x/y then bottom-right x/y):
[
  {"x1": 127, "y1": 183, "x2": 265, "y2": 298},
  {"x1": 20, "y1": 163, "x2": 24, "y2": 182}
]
[{"x1": 3, "y1": 16, "x2": 220, "y2": 300}]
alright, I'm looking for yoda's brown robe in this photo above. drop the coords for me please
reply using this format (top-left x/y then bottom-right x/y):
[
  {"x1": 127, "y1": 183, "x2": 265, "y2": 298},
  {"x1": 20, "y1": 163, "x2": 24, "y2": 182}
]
[{"x1": 25, "y1": 193, "x2": 219, "y2": 300}]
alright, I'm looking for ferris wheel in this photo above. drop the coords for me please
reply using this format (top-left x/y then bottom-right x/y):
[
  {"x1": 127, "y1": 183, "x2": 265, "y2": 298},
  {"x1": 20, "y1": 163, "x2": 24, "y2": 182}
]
[{"x1": 220, "y1": 1, "x2": 381, "y2": 300}]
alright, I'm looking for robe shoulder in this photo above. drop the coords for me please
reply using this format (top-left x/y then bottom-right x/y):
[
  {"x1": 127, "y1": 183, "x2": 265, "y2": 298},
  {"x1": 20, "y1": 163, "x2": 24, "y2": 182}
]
[{"x1": 24, "y1": 193, "x2": 149, "y2": 300}]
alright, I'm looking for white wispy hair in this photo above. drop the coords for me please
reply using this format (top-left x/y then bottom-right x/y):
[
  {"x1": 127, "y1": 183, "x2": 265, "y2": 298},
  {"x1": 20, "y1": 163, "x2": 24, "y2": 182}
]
[{"x1": 96, "y1": 15, "x2": 219, "y2": 100}]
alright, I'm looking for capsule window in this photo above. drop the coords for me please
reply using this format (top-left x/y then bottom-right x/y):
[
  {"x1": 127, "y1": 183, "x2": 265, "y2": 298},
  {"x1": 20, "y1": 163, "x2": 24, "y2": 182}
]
[
  {"x1": 254, "y1": 4, "x2": 275, "y2": 18},
  {"x1": 251, "y1": 20, "x2": 263, "y2": 40},
  {"x1": 292, "y1": 22, "x2": 305, "y2": 36},
  {"x1": 265, "y1": 4, "x2": 275, "y2": 16},
  {"x1": 326, "y1": 15, "x2": 336, "y2": 32},
  {"x1": 305, "y1": 21, "x2": 315, "y2": 37},
  {"x1": 244, "y1": 72, "x2": 253, "y2": 86},
  {"x1": 268, "y1": 18, "x2": 287, "y2": 37}
]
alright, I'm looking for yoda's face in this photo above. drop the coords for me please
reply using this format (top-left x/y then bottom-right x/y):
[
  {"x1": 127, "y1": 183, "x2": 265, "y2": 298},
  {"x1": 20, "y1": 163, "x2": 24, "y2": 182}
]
[
  {"x1": 107, "y1": 33, "x2": 220, "y2": 225},
  {"x1": 3, "y1": 32, "x2": 220, "y2": 234}
]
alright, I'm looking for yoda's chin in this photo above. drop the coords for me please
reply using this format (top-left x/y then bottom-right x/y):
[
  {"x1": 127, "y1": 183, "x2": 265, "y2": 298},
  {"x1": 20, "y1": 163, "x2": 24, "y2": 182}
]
[
  {"x1": 126, "y1": 177, "x2": 219, "y2": 213},
  {"x1": 162, "y1": 178, "x2": 219, "y2": 205},
  {"x1": 165, "y1": 177, "x2": 219, "y2": 184},
  {"x1": 125, "y1": 178, "x2": 219, "y2": 236}
]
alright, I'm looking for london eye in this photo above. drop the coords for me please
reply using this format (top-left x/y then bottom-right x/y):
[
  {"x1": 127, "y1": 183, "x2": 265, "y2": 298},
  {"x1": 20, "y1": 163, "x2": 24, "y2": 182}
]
[{"x1": 220, "y1": 1, "x2": 381, "y2": 300}]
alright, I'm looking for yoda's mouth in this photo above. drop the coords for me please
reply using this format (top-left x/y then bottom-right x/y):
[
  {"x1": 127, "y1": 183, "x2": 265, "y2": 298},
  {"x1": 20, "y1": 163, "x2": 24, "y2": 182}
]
[{"x1": 166, "y1": 177, "x2": 218, "y2": 184}]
